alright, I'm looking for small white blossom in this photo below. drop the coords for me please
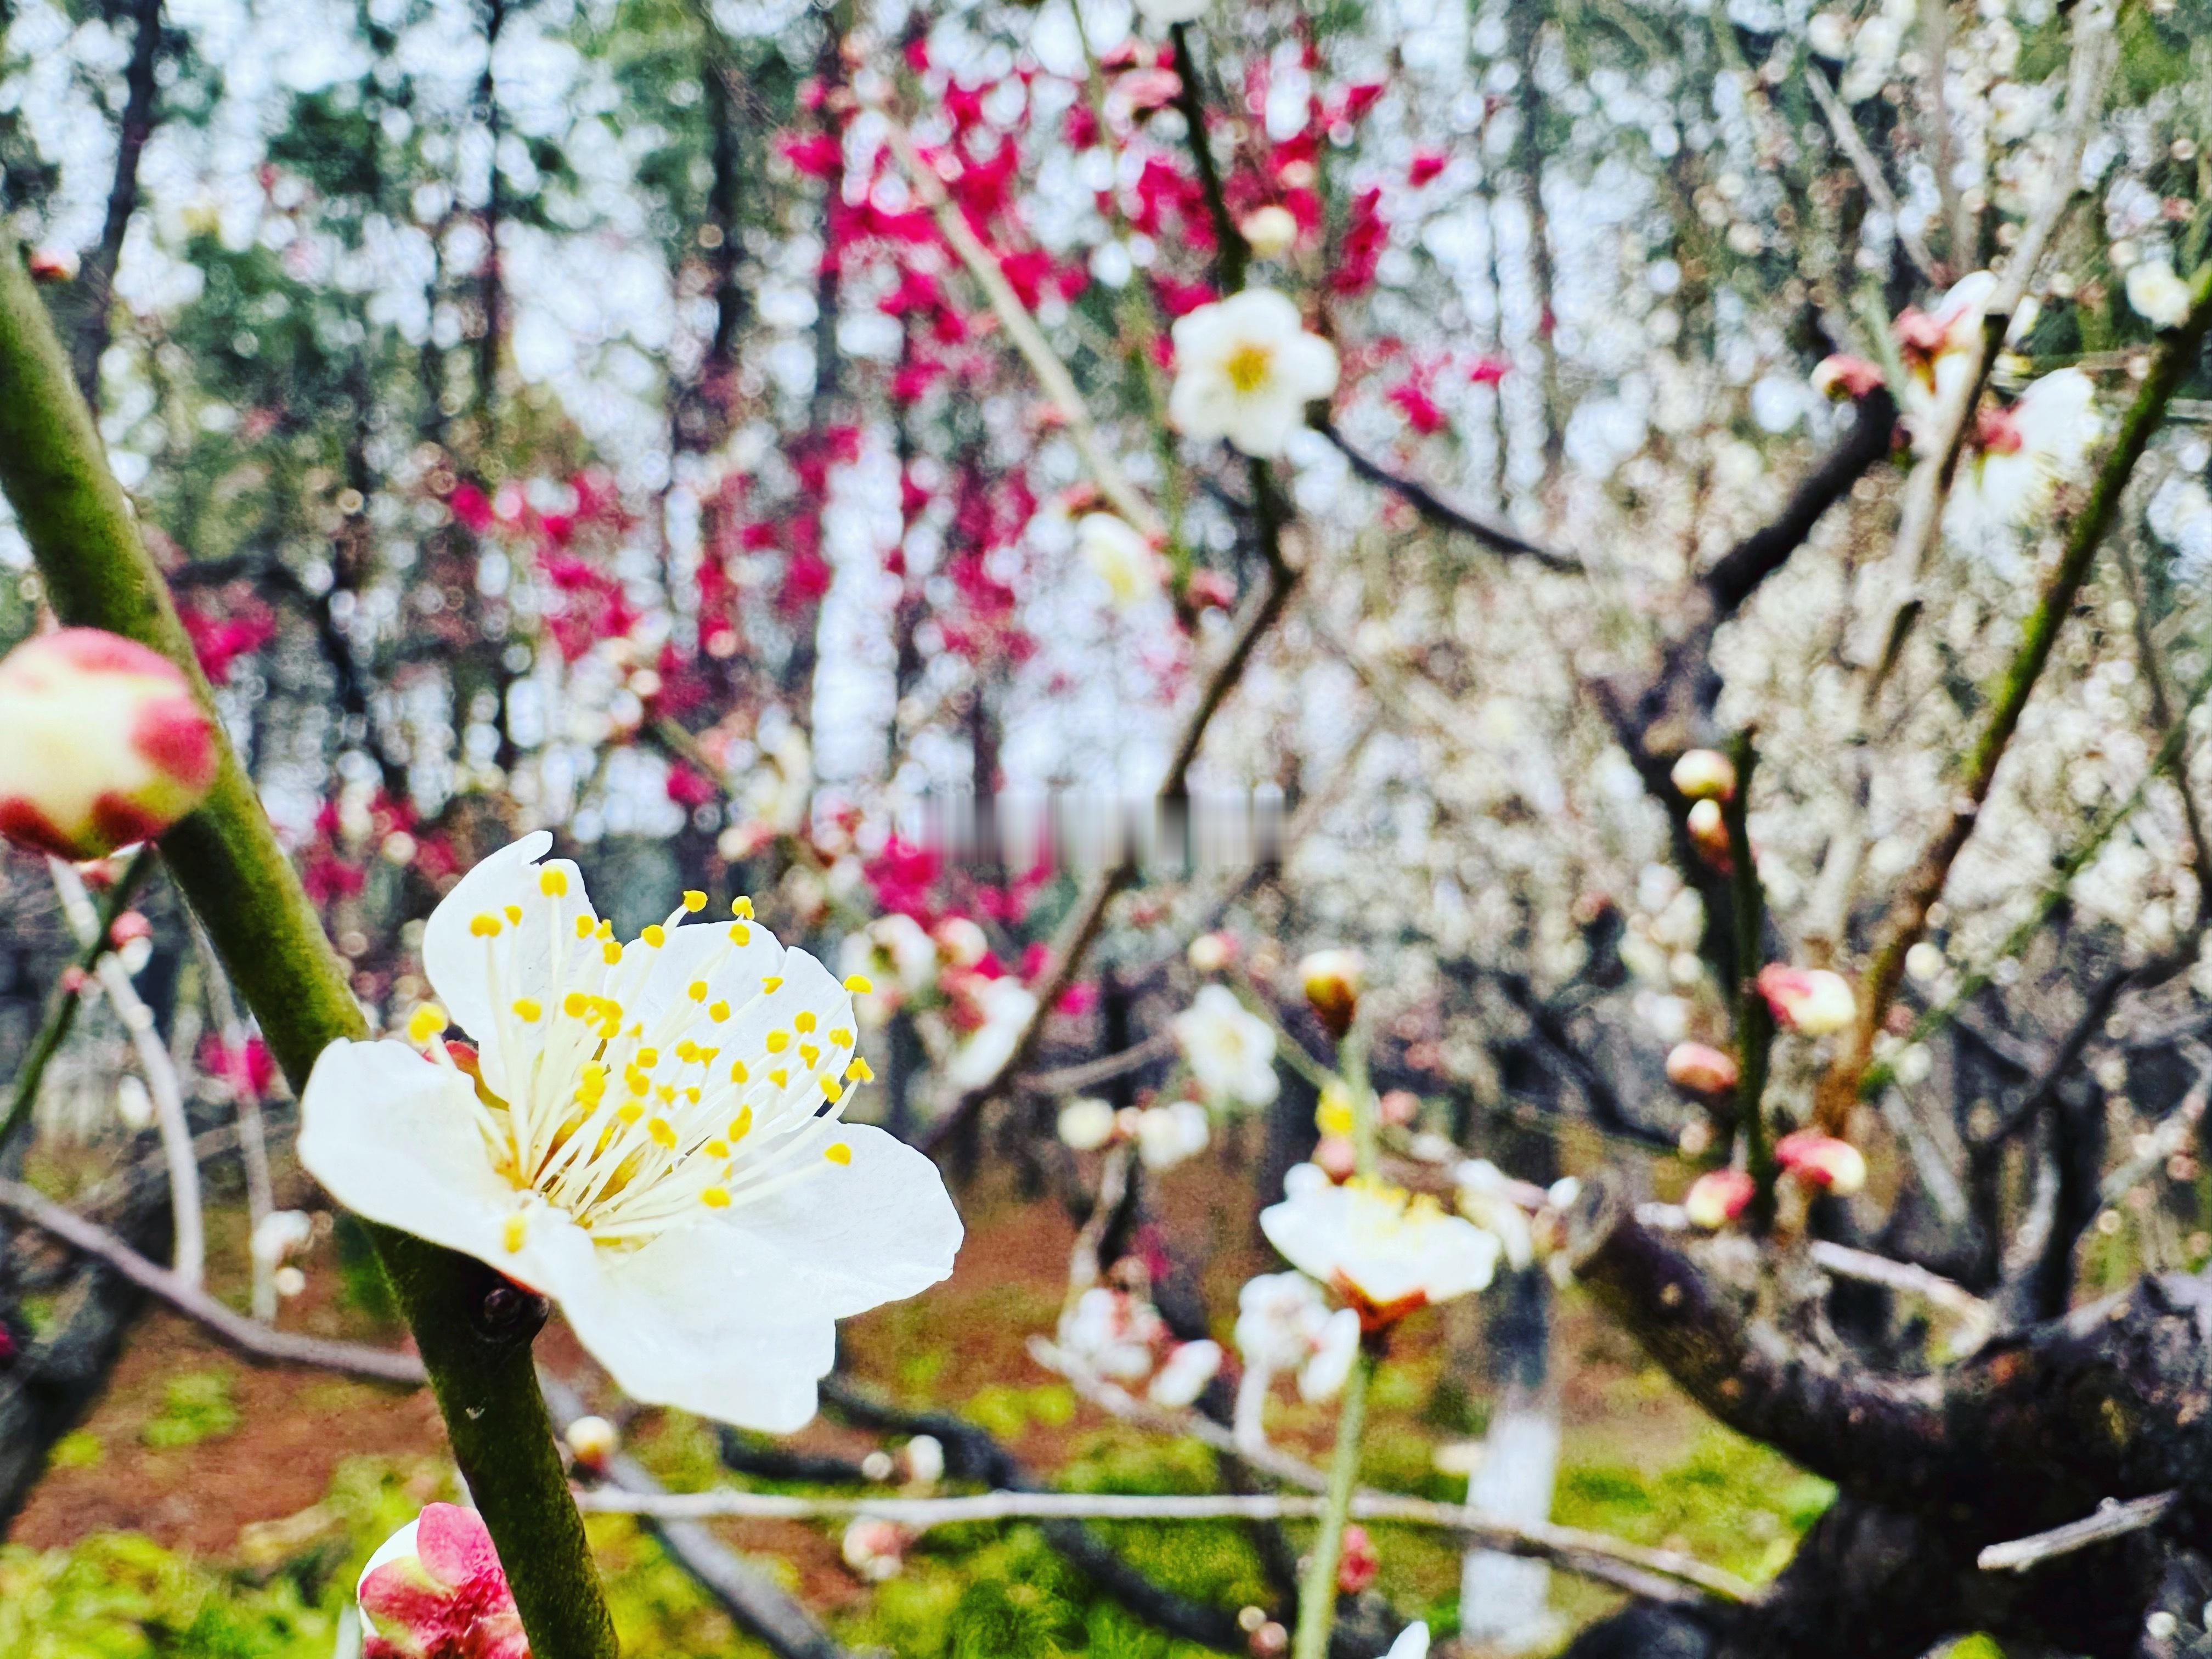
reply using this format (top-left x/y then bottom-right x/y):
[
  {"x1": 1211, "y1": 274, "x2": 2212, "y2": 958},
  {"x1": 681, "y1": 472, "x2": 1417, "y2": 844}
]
[
  {"x1": 1059, "y1": 1285, "x2": 1166, "y2": 1381},
  {"x1": 251, "y1": 1209, "x2": 314, "y2": 1269},
  {"x1": 1234, "y1": 1271, "x2": 1361, "y2": 1413},
  {"x1": 945, "y1": 977, "x2": 1039, "y2": 1090},
  {"x1": 1241, "y1": 205, "x2": 1299, "y2": 259},
  {"x1": 1169, "y1": 289, "x2": 1340, "y2": 458},
  {"x1": 1452, "y1": 1160, "x2": 1534, "y2": 1270},
  {"x1": 1173, "y1": 984, "x2": 1280, "y2": 1107},
  {"x1": 1148, "y1": 1338, "x2": 1223, "y2": 1407},
  {"x1": 1261, "y1": 1164, "x2": 1500, "y2": 1320},
  {"x1": 1945, "y1": 368, "x2": 2102, "y2": 545},
  {"x1": 839, "y1": 913, "x2": 936, "y2": 1020},
  {"x1": 1058, "y1": 1096, "x2": 1119, "y2": 1151},
  {"x1": 1135, "y1": 1100, "x2": 1211, "y2": 1170},
  {"x1": 1077, "y1": 515, "x2": 1161, "y2": 611},
  {"x1": 298, "y1": 834, "x2": 962, "y2": 1430},
  {"x1": 2127, "y1": 261, "x2": 2193, "y2": 330}
]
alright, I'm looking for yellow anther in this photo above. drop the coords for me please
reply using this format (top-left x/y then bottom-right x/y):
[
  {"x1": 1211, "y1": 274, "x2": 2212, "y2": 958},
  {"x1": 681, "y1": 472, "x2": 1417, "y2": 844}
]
[
  {"x1": 763, "y1": 975, "x2": 783, "y2": 993},
  {"x1": 704, "y1": 1138, "x2": 730, "y2": 1159},
  {"x1": 768, "y1": 1068, "x2": 789, "y2": 1088},
  {"x1": 648, "y1": 1116, "x2": 677, "y2": 1148},
  {"x1": 701, "y1": 1186, "x2": 731, "y2": 1209},
  {"x1": 502, "y1": 1212, "x2": 529, "y2": 1252},
  {"x1": 843, "y1": 974, "x2": 874, "y2": 994},
  {"x1": 732, "y1": 896, "x2": 755, "y2": 919},
  {"x1": 626, "y1": 1071, "x2": 650, "y2": 1096},
  {"x1": 636, "y1": 1048, "x2": 660, "y2": 1068},
  {"x1": 597, "y1": 918, "x2": 614, "y2": 938},
  {"x1": 574, "y1": 915, "x2": 594, "y2": 939},
  {"x1": 698, "y1": 1046, "x2": 720, "y2": 1063},
  {"x1": 795, "y1": 1011, "x2": 817, "y2": 1034},
  {"x1": 846, "y1": 1058, "x2": 874, "y2": 1082},
  {"x1": 642, "y1": 924, "x2": 667, "y2": 948},
  {"x1": 824, "y1": 1142, "x2": 853, "y2": 1166},
  {"x1": 684, "y1": 890, "x2": 707, "y2": 912},
  {"x1": 728, "y1": 1106, "x2": 754, "y2": 1140},
  {"x1": 406, "y1": 1005, "x2": 449, "y2": 1044},
  {"x1": 563, "y1": 991, "x2": 590, "y2": 1018},
  {"x1": 729, "y1": 1060, "x2": 750, "y2": 1084},
  {"x1": 820, "y1": 1077, "x2": 843, "y2": 1104},
  {"x1": 470, "y1": 913, "x2": 503, "y2": 938},
  {"x1": 765, "y1": 1031, "x2": 791, "y2": 1054},
  {"x1": 685, "y1": 1086, "x2": 701, "y2": 1104},
  {"x1": 512, "y1": 998, "x2": 543, "y2": 1022},
  {"x1": 709, "y1": 1000, "x2": 730, "y2": 1022},
  {"x1": 799, "y1": 1043, "x2": 821, "y2": 1068},
  {"x1": 729, "y1": 923, "x2": 752, "y2": 945},
  {"x1": 676, "y1": 1041, "x2": 699, "y2": 1063},
  {"x1": 688, "y1": 979, "x2": 709, "y2": 1002},
  {"x1": 617, "y1": 1102, "x2": 643, "y2": 1125},
  {"x1": 602, "y1": 941, "x2": 623, "y2": 965},
  {"x1": 503, "y1": 904, "x2": 522, "y2": 924},
  {"x1": 830, "y1": 1028, "x2": 853, "y2": 1047},
  {"x1": 657, "y1": 1085, "x2": 676, "y2": 1104},
  {"x1": 540, "y1": 868, "x2": 569, "y2": 896}
]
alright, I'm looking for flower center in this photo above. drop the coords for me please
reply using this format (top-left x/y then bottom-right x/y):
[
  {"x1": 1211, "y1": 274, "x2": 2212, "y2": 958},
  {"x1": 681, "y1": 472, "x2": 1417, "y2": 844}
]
[
  {"x1": 1224, "y1": 341, "x2": 1274, "y2": 394},
  {"x1": 410, "y1": 879, "x2": 876, "y2": 1252}
]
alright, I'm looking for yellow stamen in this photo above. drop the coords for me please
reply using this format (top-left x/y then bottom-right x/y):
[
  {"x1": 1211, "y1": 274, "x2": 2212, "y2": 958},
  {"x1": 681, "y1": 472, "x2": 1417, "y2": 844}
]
[
  {"x1": 824, "y1": 1142, "x2": 852, "y2": 1166},
  {"x1": 829, "y1": 1028, "x2": 853, "y2": 1047},
  {"x1": 683, "y1": 890, "x2": 707, "y2": 912},
  {"x1": 729, "y1": 1060, "x2": 750, "y2": 1084},
  {"x1": 512, "y1": 998, "x2": 543, "y2": 1022},
  {"x1": 503, "y1": 904, "x2": 522, "y2": 924},
  {"x1": 574, "y1": 915, "x2": 594, "y2": 939},
  {"x1": 843, "y1": 974, "x2": 873, "y2": 994},
  {"x1": 502, "y1": 1212, "x2": 529, "y2": 1252},
  {"x1": 1224, "y1": 340, "x2": 1273, "y2": 393},
  {"x1": 709, "y1": 1000, "x2": 730, "y2": 1022},
  {"x1": 768, "y1": 1068, "x2": 789, "y2": 1088},
  {"x1": 795, "y1": 1011, "x2": 817, "y2": 1034},
  {"x1": 563, "y1": 991, "x2": 590, "y2": 1017},
  {"x1": 602, "y1": 941, "x2": 623, "y2": 965},
  {"x1": 765, "y1": 1031, "x2": 791, "y2": 1053},
  {"x1": 647, "y1": 1116, "x2": 677, "y2": 1148},
  {"x1": 704, "y1": 1138, "x2": 730, "y2": 1159},
  {"x1": 847, "y1": 1058, "x2": 874, "y2": 1082},
  {"x1": 701, "y1": 1186, "x2": 731, "y2": 1209},
  {"x1": 728, "y1": 1106, "x2": 753, "y2": 1140},
  {"x1": 540, "y1": 868, "x2": 569, "y2": 896},
  {"x1": 821, "y1": 1077, "x2": 843, "y2": 1104},
  {"x1": 470, "y1": 913, "x2": 503, "y2": 938},
  {"x1": 636, "y1": 1048, "x2": 659, "y2": 1068},
  {"x1": 763, "y1": 975, "x2": 783, "y2": 993},
  {"x1": 642, "y1": 924, "x2": 667, "y2": 948},
  {"x1": 732, "y1": 896, "x2": 754, "y2": 919},
  {"x1": 688, "y1": 980, "x2": 709, "y2": 1002},
  {"x1": 799, "y1": 1043, "x2": 820, "y2": 1068},
  {"x1": 729, "y1": 922, "x2": 752, "y2": 945},
  {"x1": 617, "y1": 1102, "x2": 643, "y2": 1125},
  {"x1": 406, "y1": 1004, "x2": 449, "y2": 1045}
]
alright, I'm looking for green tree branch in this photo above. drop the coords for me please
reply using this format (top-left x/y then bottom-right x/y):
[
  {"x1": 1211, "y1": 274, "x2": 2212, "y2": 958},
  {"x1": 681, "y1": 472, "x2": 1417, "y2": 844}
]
[{"x1": 0, "y1": 235, "x2": 619, "y2": 1659}]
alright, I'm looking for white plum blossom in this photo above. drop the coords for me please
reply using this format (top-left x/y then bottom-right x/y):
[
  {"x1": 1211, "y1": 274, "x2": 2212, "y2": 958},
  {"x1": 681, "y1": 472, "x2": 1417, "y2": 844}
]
[
  {"x1": 1058, "y1": 1285, "x2": 1167, "y2": 1381},
  {"x1": 1173, "y1": 984, "x2": 1280, "y2": 1107},
  {"x1": 1945, "y1": 368, "x2": 2102, "y2": 545},
  {"x1": 1261, "y1": 1163, "x2": 1500, "y2": 1322},
  {"x1": 1169, "y1": 289, "x2": 1340, "y2": 458},
  {"x1": 839, "y1": 912, "x2": 936, "y2": 1022},
  {"x1": 1135, "y1": 1099, "x2": 1212, "y2": 1170},
  {"x1": 1452, "y1": 1160, "x2": 1534, "y2": 1271},
  {"x1": 2127, "y1": 260, "x2": 2193, "y2": 329},
  {"x1": 1149, "y1": 1338, "x2": 1224, "y2": 1407},
  {"x1": 1077, "y1": 515, "x2": 1161, "y2": 611},
  {"x1": 944, "y1": 977, "x2": 1039, "y2": 1090},
  {"x1": 298, "y1": 834, "x2": 962, "y2": 1430},
  {"x1": 1233, "y1": 1271, "x2": 1360, "y2": 1442}
]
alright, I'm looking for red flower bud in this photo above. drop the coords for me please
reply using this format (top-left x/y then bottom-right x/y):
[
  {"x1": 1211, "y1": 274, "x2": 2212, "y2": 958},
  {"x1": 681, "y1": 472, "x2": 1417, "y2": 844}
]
[
  {"x1": 1684, "y1": 1168, "x2": 1756, "y2": 1229},
  {"x1": 1774, "y1": 1130, "x2": 1867, "y2": 1195},
  {"x1": 1756, "y1": 966, "x2": 1856, "y2": 1037},
  {"x1": 1665, "y1": 1042, "x2": 1740, "y2": 1098}
]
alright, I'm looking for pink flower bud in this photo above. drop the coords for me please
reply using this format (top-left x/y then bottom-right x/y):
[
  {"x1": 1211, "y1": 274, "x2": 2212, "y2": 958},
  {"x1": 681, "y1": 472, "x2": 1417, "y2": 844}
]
[
  {"x1": 1756, "y1": 966, "x2": 1857, "y2": 1037},
  {"x1": 27, "y1": 247, "x2": 79, "y2": 283},
  {"x1": 356, "y1": 1504, "x2": 528, "y2": 1659},
  {"x1": 1669, "y1": 748, "x2": 1736, "y2": 802},
  {"x1": 0, "y1": 629, "x2": 218, "y2": 860},
  {"x1": 1775, "y1": 1130, "x2": 1867, "y2": 1195},
  {"x1": 1685, "y1": 798, "x2": 1732, "y2": 870},
  {"x1": 1811, "y1": 354, "x2": 1886, "y2": 400},
  {"x1": 1312, "y1": 1135, "x2": 1359, "y2": 1182},
  {"x1": 842, "y1": 1517, "x2": 911, "y2": 1582},
  {"x1": 1664, "y1": 1042, "x2": 1740, "y2": 1098},
  {"x1": 109, "y1": 910, "x2": 153, "y2": 948},
  {"x1": 1299, "y1": 949, "x2": 1363, "y2": 1039},
  {"x1": 1684, "y1": 1168, "x2": 1756, "y2": 1229},
  {"x1": 1336, "y1": 1523, "x2": 1380, "y2": 1594}
]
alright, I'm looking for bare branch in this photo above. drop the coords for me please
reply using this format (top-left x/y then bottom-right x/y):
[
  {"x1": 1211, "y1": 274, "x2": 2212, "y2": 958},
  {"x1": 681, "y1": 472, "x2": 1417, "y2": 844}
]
[
  {"x1": 1803, "y1": 65, "x2": 1939, "y2": 284},
  {"x1": 1312, "y1": 420, "x2": 1584, "y2": 573},
  {"x1": 1978, "y1": 1491, "x2": 2179, "y2": 1573}
]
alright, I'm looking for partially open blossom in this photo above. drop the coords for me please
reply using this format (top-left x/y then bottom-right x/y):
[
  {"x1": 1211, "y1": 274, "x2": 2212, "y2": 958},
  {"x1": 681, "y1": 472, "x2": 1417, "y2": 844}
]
[
  {"x1": 1077, "y1": 514, "x2": 1163, "y2": 611},
  {"x1": 1240, "y1": 205, "x2": 1300, "y2": 260},
  {"x1": 1665, "y1": 1042, "x2": 1740, "y2": 1098},
  {"x1": 901, "y1": 1434, "x2": 945, "y2": 1486},
  {"x1": 1775, "y1": 1130, "x2": 1868, "y2": 1195},
  {"x1": 356, "y1": 1505, "x2": 526, "y2": 1659},
  {"x1": 1187, "y1": 930, "x2": 1235, "y2": 973},
  {"x1": 838, "y1": 913, "x2": 935, "y2": 1019},
  {"x1": 935, "y1": 916, "x2": 989, "y2": 968},
  {"x1": 298, "y1": 834, "x2": 962, "y2": 1430},
  {"x1": 564, "y1": 1414, "x2": 618, "y2": 1471},
  {"x1": 1135, "y1": 1098, "x2": 1211, "y2": 1170},
  {"x1": 27, "y1": 246, "x2": 78, "y2": 282},
  {"x1": 1669, "y1": 748, "x2": 1736, "y2": 802},
  {"x1": 1173, "y1": 984, "x2": 1279, "y2": 1107},
  {"x1": 1058, "y1": 1096, "x2": 1118, "y2": 1152},
  {"x1": 1058, "y1": 1284, "x2": 1169, "y2": 1382},
  {"x1": 2126, "y1": 260, "x2": 2193, "y2": 329},
  {"x1": 1756, "y1": 965, "x2": 1856, "y2": 1037},
  {"x1": 1685, "y1": 798, "x2": 1731, "y2": 869},
  {"x1": 1299, "y1": 949, "x2": 1363, "y2": 1039},
  {"x1": 1169, "y1": 289, "x2": 1340, "y2": 458},
  {"x1": 1810, "y1": 354, "x2": 1886, "y2": 401},
  {"x1": 1261, "y1": 1163, "x2": 1500, "y2": 1328},
  {"x1": 1945, "y1": 368, "x2": 2101, "y2": 543},
  {"x1": 1234, "y1": 1271, "x2": 1360, "y2": 1415},
  {"x1": 842, "y1": 1517, "x2": 911, "y2": 1582},
  {"x1": 945, "y1": 977, "x2": 1039, "y2": 1090},
  {"x1": 1684, "y1": 1168, "x2": 1756, "y2": 1229},
  {"x1": 0, "y1": 629, "x2": 219, "y2": 860},
  {"x1": 250, "y1": 1209, "x2": 313, "y2": 1270},
  {"x1": 1149, "y1": 1337, "x2": 1224, "y2": 1407}
]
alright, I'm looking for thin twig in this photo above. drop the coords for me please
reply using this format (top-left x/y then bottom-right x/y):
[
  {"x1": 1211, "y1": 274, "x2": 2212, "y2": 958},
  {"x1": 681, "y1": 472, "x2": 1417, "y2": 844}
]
[
  {"x1": 871, "y1": 106, "x2": 1160, "y2": 538},
  {"x1": 189, "y1": 910, "x2": 279, "y2": 1319},
  {"x1": 1019, "y1": 1030, "x2": 1180, "y2": 1096},
  {"x1": 1977, "y1": 1490, "x2": 2179, "y2": 1572},
  {"x1": 0, "y1": 1177, "x2": 425, "y2": 1384},
  {"x1": 1802, "y1": 65, "x2": 1939, "y2": 284},
  {"x1": 49, "y1": 857, "x2": 203, "y2": 1290},
  {"x1": 1313, "y1": 421, "x2": 1583, "y2": 573}
]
